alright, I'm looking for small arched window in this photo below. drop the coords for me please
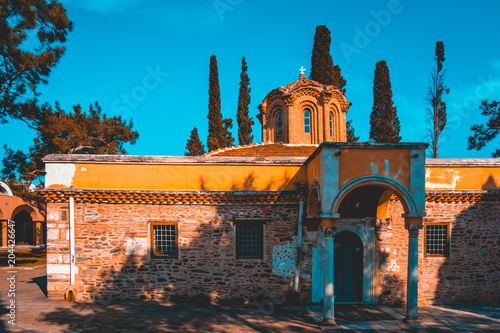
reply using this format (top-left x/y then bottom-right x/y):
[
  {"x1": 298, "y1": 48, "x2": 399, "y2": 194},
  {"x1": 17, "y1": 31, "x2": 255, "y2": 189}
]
[
  {"x1": 329, "y1": 113, "x2": 333, "y2": 137},
  {"x1": 277, "y1": 113, "x2": 283, "y2": 137},
  {"x1": 304, "y1": 109, "x2": 311, "y2": 134}
]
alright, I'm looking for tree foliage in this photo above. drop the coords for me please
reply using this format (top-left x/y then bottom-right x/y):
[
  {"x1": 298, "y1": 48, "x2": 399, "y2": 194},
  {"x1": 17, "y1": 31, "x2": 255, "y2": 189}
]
[
  {"x1": 346, "y1": 119, "x2": 359, "y2": 142},
  {"x1": 467, "y1": 99, "x2": 500, "y2": 157},
  {"x1": 369, "y1": 60, "x2": 401, "y2": 143},
  {"x1": 0, "y1": 0, "x2": 72, "y2": 124},
  {"x1": 236, "y1": 57, "x2": 254, "y2": 145},
  {"x1": 1, "y1": 101, "x2": 139, "y2": 182},
  {"x1": 310, "y1": 25, "x2": 346, "y2": 93},
  {"x1": 185, "y1": 127, "x2": 205, "y2": 156},
  {"x1": 206, "y1": 55, "x2": 233, "y2": 151},
  {"x1": 426, "y1": 41, "x2": 449, "y2": 157}
]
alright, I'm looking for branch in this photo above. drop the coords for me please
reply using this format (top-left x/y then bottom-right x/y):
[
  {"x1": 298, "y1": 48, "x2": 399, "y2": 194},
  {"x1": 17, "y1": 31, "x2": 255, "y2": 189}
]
[{"x1": 67, "y1": 145, "x2": 95, "y2": 154}]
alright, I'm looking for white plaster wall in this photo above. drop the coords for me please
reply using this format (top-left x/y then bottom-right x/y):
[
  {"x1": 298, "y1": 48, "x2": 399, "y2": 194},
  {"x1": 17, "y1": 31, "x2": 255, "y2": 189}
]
[{"x1": 45, "y1": 163, "x2": 76, "y2": 188}]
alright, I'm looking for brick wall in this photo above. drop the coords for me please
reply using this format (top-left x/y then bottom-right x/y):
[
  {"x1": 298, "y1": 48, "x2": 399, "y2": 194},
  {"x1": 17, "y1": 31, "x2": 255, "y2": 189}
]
[{"x1": 46, "y1": 201, "x2": 301, "y2": 303}]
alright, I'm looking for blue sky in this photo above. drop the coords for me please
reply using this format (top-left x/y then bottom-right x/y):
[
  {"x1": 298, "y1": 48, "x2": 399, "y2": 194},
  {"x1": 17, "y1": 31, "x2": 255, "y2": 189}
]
[{"x1": 2, "y1": 0, "x2": 500, "y2": 163}]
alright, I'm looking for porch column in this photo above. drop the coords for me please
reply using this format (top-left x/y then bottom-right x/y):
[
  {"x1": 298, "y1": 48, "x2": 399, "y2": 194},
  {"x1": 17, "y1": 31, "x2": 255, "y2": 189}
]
[
  {"x1": 322, "y1": 224, "x2": 336, "y2": 324},
  {"x1": 405, "y1": 224, "x2": 422, "y2": 320}
]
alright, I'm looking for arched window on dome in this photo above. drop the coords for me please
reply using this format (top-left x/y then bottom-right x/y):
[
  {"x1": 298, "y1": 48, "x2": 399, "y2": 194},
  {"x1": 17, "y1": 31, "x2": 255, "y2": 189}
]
[
  {"x1": 304, "y1": 109, "x2": 311, "y2": 134},
  {"x1": 329, "y1": 112, "x2": 333, "y2": 137},
  {"x1": 277, "y1": 113, "x2": 283, "y2": 137}
]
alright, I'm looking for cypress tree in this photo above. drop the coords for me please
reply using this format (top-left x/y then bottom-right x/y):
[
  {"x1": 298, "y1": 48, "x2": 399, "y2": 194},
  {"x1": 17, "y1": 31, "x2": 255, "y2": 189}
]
[
  {"x1": 369, "y1": 60, "x2": 401, "y2": 143},
  {"x1": 185, "y1": 127, "x2": 205, "y2": 156},
  {"x1": 207, "y1": 55, "x2": 234, "y2": 151},
  {"x1": 310, "y1": 25, "x2": 346, "y2": 93},
  {"x1": 426, "y1": 41, "x2": 449, "y2": 158},
  {"x1": 346, "y1": 120, "x2": 359, "y2": 142},
  {"x1": 236, "y1": 57, "x2": 254, "y2": 145}
]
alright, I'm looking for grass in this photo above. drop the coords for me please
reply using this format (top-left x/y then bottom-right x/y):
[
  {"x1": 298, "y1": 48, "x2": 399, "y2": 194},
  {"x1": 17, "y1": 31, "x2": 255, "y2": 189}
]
[{"x1": 0, "y1": 248, "x2": 46, "y2": 267}]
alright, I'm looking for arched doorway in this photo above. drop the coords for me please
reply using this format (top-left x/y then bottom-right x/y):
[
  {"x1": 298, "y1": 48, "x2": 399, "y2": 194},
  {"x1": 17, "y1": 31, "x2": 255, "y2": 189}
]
[
  {"x1": 14, "y1": 210, "x2": 34, "y2": 245},
  {"x1": 334, "y1": 231, "x2": 363, "y2": 302}
]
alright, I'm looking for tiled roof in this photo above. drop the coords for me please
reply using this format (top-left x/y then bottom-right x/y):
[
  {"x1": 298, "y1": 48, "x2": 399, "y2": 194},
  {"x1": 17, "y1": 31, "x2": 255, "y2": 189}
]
[
  {"x1": 41, "y1": 189, "x2": 500, "y2": 204},
  {"x1": 204, "y1": 142, "x2": 318, "y2": 157}
]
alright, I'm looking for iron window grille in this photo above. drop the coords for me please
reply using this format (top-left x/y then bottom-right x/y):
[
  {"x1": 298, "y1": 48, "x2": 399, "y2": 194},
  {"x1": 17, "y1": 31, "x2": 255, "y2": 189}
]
[
  {"x1": 424, "y1": 223, "x2": 449, "y2": 257},
  {"x1": 150, "y1": 222, "x2": 178, "y2": 259},
  {"x1": 236, "y1": 222, "x2": 264, "y2": 259}
]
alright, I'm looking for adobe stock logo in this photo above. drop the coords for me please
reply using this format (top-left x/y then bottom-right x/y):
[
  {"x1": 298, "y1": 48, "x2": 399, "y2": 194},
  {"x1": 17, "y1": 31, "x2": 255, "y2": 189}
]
[
  {"x1": 213, "y1": 0, "x2": 243, "y2": 21},
  {"x1": 111, "y1": 65, "x2": 169, "y2": 115},
  {"x1": 340, "y1": 0, "x2": 407, "y2": 63}
]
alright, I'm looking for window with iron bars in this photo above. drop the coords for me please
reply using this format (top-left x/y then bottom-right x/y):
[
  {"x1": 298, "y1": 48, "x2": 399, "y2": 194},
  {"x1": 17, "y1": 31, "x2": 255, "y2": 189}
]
[
  {"x1": 424, "y1": 223, "x2": 449, "y2": 257},
  {"x1": 236, "y1": 222, "x2": 264, "y2": 259},
  {"x1": 150, "y1": 222, "x2": 177, "y2": 259}
]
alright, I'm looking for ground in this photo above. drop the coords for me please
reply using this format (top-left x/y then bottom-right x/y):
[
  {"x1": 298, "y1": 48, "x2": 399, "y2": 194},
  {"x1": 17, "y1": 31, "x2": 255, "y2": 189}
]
[
  {"x1": 0, "y1": 247, "x2": 46, "y2": 267},
  {"x1": 1, "y1": 265, "x2": 499, "y2": 332}
]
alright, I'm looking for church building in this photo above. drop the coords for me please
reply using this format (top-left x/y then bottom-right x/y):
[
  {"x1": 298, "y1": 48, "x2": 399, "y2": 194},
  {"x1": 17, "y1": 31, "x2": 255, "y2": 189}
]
[{"x1": 42, "y1": 72, "x2": 500, "y2": 321}]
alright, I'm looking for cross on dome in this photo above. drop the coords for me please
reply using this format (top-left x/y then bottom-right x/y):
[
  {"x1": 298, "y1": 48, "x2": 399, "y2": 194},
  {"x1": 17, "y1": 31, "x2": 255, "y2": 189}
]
[{"x1": 299, "y1": 66, "x2": 306, "y2": 74}]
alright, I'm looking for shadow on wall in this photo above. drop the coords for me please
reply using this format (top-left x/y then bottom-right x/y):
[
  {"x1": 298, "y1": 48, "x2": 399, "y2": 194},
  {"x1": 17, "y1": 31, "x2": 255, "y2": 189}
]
[
  {"x1": 76, "y1": 192, "x2": 302, "y2": 303},
  {"x1": 434, "y1": 189, "x2": 500, "y2": 306},
  {"x1": 199, "y1": 170, "x2": 302, "y2": 192}
]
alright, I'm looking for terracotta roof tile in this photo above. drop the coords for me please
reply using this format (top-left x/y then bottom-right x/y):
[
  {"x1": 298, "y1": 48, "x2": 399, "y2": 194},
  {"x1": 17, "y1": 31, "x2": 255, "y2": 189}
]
[
  {"x1": 204, "y1": 143, "x2": 318, "y2": 157},
  {"x1": 40, "y1": 189, "x2": 303, "y2": 204}
]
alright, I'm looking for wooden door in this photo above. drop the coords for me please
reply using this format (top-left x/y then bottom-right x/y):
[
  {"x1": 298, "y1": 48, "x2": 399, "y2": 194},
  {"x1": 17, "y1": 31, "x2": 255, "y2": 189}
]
[{"x1": 334, "y1": 231, "x2": 363, "y2": 302}]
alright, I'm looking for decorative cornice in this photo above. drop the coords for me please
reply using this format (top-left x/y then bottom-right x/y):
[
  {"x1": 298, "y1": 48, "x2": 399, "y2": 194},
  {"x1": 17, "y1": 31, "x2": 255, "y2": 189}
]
[
  {"x1": 43, "y1": 154, "x2": 306, "y2": 166},
  {"x1": 426, "y1": 158, "x2": 500, "y2": 167},
  {"x1": 40, "y1": 189, "x2": 304, "y2": 205}
]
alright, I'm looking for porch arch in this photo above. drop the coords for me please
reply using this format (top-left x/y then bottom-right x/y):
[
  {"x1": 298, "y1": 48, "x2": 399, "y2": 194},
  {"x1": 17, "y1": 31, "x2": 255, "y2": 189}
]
[
  {"x1": 331, "y1": 175, "x2": 417, "y2": 217},
  {"x1": 11, "y1": 204, "x2": 43, "y2": 221},
  {"x1": 307, "y1": 181, "x2": 321, "y2": 218},
  {"x1": 0, "y1": 181, "x2": 13, "y2": 196}
]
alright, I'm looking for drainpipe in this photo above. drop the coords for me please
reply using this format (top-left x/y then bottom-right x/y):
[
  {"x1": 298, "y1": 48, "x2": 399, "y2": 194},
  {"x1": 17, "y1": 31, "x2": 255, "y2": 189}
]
[
  {"x1": 69, "y1": 197, "x2": 75, "y2": 286},
  {"x1": 294, "y1": 201, "x2": 303, "y2": 293}
]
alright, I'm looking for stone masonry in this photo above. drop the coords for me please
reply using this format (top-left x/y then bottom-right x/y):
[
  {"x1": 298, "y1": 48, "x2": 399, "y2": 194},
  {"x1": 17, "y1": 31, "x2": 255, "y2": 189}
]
[{"x1": 46, "y1": 200, "x2": 301, "y2": 303}]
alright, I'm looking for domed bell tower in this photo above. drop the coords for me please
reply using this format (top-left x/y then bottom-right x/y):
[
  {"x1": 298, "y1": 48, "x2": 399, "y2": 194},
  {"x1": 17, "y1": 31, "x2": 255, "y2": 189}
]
[{"x1": 257, "y1": 67, "x2": 351, "y2": 144}]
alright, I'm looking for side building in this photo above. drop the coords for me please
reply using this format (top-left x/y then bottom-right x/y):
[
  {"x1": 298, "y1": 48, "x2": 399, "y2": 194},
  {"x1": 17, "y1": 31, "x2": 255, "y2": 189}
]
[{"x1": 1, "y1": 181, "x2": 45, "y2": 247}]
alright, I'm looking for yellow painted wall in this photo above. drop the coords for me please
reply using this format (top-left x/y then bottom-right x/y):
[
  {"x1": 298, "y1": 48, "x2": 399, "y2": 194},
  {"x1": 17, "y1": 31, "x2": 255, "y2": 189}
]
[
  {"x1": 306, "y1": 153, "x2": 321, "y2": 187},
  {"x1": 52, "y1": 163, "x2": 306, "y2": 191},
  {"x1": 339, "y1": 149, "x2": 411, "y2": 190},
  {"x1": 425, "y1": 167, "x2": 500, "y2": 190}
]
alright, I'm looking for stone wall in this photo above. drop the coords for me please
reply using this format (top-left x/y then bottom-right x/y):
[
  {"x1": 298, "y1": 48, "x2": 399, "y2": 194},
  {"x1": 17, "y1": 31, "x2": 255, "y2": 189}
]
[
  {"x1": 46, "y1": 194, "x2": 500, "y2": 306},
  {"x1": 421, "y1": 200, "x2": 500, "y2": 306},
  {"x1": 46, "y1": 201, "x2": 301, "y2": 302},
  {"x1": 377, "y1": 198, "x2": 500, "y2": 306}
]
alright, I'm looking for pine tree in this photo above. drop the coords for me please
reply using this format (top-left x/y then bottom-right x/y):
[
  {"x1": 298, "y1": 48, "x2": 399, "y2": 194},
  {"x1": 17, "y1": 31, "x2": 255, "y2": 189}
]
[
  {"x1": 185, "y1": 127, "x2": 205, "y2": 156},
  {"x1": 310, "y1": 25, "x2": 346, "y2": 93},
  {"x1": 206, "y1": 55, "x2": 234, "y2": 151},
  {"x1": 369, "y1": 60, "x2": 401, "y2": 143},
  {"x1": 346, "y1": 120, "x2": 359, "y2": 142},
  {"x1": 0, "y1": 0, "x2": 72, "y2": 124},
  {"x1": 1, "y1": 101, "x2": 139, "y2": 183},
  {"x1": 236, "y1": 57, "x2": 254, "y2": 145},
  {"x1": 426, "y1": 41, "x2": 449, "y2": 157}
]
